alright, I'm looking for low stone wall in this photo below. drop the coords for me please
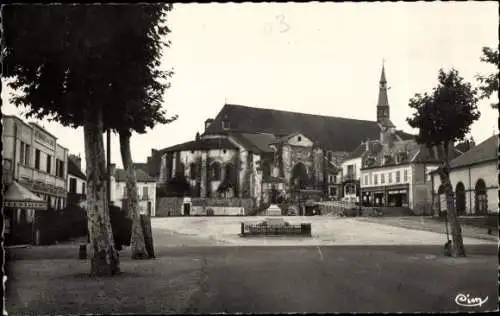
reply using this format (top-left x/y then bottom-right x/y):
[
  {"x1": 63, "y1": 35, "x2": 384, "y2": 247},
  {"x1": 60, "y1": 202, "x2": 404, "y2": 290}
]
[
  {"x1": 156, "y1": 197, "x2": 184, "y2": 217},
  {"x1": 156, "y1": 197, "x2": 254, "y2": 216},
  {"x1": 191, "y1": 198, "x2": 254, "y2": 215},
  {"x1": 191, "y1": 206, "x2": 245, "y2": 216}
]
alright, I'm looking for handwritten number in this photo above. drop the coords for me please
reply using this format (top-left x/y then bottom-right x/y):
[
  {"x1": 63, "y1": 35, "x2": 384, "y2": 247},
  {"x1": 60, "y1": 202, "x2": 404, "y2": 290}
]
[{"x1": 277, "y1": 14, "x2": 290, "y2": 33}]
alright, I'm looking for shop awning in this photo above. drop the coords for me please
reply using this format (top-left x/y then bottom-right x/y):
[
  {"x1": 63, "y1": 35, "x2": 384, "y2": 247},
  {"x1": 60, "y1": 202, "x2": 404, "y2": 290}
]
[{"x1": 2, "y1": 181, "x2": 48, "y2": 210}]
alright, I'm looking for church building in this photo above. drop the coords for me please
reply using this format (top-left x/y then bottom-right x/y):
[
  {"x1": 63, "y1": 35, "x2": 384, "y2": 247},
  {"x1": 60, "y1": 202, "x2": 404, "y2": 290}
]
[{"x1": 155, "y1": 65, "x2": 414, "y2": 210}]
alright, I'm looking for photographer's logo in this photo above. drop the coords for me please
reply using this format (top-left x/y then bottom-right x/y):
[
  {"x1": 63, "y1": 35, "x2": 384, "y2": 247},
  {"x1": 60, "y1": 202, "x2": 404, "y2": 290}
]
[{"x1": 455, "y1": 293, "x2": 488, "y2": 307}]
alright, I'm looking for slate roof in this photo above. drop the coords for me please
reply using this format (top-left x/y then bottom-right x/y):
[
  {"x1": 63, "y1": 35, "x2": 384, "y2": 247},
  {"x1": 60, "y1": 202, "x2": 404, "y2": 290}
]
[
  {"x1": 345, "y1": 143, "x2": 366, "y2": 159},
  {"x1": 114, "y1": 168, "x2": 157, "y2": 183},
  {"x1": 230, "y1": 132, "x2": 276, "y2": 153},
  {"x1": 68, "y1": 159, "x2": 86, "y2": 179},
  {"x1": 133, "y1": 163, "x2": 149, "y2": 175},
  {"x1": 454, "y1": 140, "x2": 475, "y2": 154},
  {"x1": 161, "y1": 138, "x2": 238, "y2": 152},
  {"x1": 448, "y1": 135, "x2": 498, "y2": 169},
  {"x1": 412, "y1": 144, "x2": 463, "y2": 163},
  {"x1": 203, "y1": 104, "x2": 381, "y2": 152}
]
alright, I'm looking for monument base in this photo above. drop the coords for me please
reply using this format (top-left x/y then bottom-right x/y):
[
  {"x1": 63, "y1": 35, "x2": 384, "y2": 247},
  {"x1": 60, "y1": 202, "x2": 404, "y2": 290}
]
[{"x1": 265, "y1": 204, "x2": 282, "y2": 216}]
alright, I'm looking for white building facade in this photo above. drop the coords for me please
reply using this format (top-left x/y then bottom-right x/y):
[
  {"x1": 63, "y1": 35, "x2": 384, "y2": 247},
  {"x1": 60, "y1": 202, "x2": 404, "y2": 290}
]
[
  {"x1": 431, "y1": 135, "x2": 498, "y2": 215},
  {"x1": 110, "y1": 165, "x2": 157, "y2": 217}
]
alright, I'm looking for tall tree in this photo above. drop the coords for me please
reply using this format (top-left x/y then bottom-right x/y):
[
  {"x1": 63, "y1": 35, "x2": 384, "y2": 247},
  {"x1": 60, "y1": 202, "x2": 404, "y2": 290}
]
[
  {"x1": 407, "y1": 69, "x2": 480, "y2": 257},
  {"x1": 99, "y1": 5, "x2": 177, "y2": 259},
  {"x1": 476, "y1": 47, "x2": 499, "y2": 109},
  {"x1": 3, "y1": 4, "x2": 173, "y2": 274}
]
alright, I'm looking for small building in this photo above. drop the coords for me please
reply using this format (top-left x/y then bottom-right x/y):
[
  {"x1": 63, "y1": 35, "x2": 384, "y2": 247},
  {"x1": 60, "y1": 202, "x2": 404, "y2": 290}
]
[
  {"x1": 110, "y1": 164, "x2": 157, "y2": 217},
  {"x1": 67, "y1": 154, "x2": 86, "y2": 208},
  {"x1": 430, "y1": 134, "x2": 498, "y2": 216}
]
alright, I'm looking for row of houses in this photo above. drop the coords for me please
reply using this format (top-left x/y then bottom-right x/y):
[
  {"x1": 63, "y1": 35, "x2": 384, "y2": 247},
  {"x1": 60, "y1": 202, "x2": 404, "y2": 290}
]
[
  {"x1": 137, "y1": 64, "x2": 497, "y2": 216},
  {"x1": 2, "y1": 115, "x2": 157, "y2": 245}
]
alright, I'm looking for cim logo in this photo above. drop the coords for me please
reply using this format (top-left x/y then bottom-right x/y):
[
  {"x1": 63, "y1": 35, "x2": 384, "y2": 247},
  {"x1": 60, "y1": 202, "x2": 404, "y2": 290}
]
[{"x1": 455, "y1": 293, "x2": 488, "y2": 308}]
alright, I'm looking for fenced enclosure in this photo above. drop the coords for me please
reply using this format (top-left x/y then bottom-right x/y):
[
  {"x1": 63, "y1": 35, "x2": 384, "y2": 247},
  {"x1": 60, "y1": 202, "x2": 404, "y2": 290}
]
[{"x1": 240, "y1": 221, "x2": 312, "y2": 237}]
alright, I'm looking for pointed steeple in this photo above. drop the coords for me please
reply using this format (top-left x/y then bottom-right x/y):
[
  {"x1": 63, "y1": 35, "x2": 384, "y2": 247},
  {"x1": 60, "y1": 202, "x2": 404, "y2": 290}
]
[
  {"x1": 377, "y1": 61, "x2": 389, "y2": 107},
  {"x1": 376, "y1": 60, "x2": 393, "y2": 128},
  {"x1": 379, "y1": 61, "x2": 387, "y2": 84}
]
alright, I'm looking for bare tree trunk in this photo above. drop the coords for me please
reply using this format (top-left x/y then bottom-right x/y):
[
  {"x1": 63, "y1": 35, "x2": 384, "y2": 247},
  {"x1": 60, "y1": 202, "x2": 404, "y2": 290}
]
[
  {"x1": 438, "y1": 142, "x2": 466, "y2": 257},
  {"x1": 119, "y1": 130, "x2": 148, "y2": 259},
  {"x1": 84, "y1": 109, "x2": 120, "y2": 276}
]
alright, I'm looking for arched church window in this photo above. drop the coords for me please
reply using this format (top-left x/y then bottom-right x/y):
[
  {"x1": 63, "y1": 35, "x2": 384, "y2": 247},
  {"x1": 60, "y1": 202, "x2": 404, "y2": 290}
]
[
  {"x1": 210, "y1": 162, "x2": 221, "y2": 181},
  {"x1": 475, "y1": 179, "x2": 488, "y2": 214}
]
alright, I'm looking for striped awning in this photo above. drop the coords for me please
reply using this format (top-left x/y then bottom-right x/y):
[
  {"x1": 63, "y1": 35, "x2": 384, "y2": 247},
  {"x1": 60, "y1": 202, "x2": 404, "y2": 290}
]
[{"x1": 2, "y1": 181, "x2": 48, "y2": 210}]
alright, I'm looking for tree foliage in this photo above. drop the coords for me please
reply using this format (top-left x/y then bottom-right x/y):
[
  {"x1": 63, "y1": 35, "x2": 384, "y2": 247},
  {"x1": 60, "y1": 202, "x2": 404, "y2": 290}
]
[
  {"x1": 407, "y1": 68, "x2": 480, "y2": 258},
  {"x1": 476, "y1": 47, "x2": 499, "y2": 109},
  {"x1": 3, "y1": 4, "x2": 177, "y2": 132},
  {"x1": 407, "y1": 68, "x2": 480, "y2": 148},
  {"x1": 3, "y1": 4, "x2": 176, "y2": 273}
]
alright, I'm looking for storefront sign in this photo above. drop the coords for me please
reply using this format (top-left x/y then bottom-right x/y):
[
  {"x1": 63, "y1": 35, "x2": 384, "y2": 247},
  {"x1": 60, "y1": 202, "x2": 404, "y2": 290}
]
[
  {"x1": 388, "y1": 190, "x2": 407, "y2": 194},
  {"x1": 34, "y1": 129, "x2": 56, "y2": 147},
  {"x1": 3, "y1": 200, "x2": 47, "y2": 210}
]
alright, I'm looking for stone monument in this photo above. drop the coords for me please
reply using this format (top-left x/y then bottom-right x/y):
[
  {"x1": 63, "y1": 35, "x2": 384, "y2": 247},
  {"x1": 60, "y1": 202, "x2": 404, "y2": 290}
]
[{"x1": 265, "y1": 204, "x2": 282, "y2": 216}]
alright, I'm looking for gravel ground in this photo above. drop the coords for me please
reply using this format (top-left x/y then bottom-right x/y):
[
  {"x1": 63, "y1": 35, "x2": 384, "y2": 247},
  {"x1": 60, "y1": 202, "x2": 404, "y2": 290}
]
[{"x1": 151, "y1": 216, "x2": 496, "y2": 246}]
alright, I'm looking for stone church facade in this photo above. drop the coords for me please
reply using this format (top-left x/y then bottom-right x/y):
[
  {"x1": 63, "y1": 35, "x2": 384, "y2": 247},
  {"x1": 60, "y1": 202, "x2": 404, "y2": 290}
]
[{"x1": 155, "y1": 66, "x2": 411, "y2": 210}]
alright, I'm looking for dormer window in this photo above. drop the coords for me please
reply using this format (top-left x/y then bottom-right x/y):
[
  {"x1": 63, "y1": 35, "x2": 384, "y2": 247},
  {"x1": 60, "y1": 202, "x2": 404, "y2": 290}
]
[
  {"x1": 383, "y1": 155, "x2": 394, "y2": 165},
  {"x1": 297, "y1": 136, "x2": 302, "y2": 142},
  {"x1": 396, "y1": 152, "x2": 408, "y2": 164},
  {"x1": 364, "y1": 156, "x2": 375, "y2": 168}
]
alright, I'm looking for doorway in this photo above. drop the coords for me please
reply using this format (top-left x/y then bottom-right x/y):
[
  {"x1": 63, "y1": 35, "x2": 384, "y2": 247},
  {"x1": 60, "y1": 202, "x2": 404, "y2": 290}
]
[{"x1": 183, "y1": 203, "x2": 191, "y2": 216}]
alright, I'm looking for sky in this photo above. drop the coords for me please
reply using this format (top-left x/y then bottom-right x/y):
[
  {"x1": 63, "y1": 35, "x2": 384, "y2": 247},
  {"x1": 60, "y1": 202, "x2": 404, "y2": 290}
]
[{"x1": 1, "y1": 2, "x2": 498, "y2": 171}]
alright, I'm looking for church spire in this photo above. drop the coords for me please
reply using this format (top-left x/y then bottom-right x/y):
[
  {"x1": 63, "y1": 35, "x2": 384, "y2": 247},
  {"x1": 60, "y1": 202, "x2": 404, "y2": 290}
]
[
  {"x1": 376, "y1": 60, "x2": 391, "y2": 125},
  {"x1": 377, "y1": 60, "x2": 389, "y2": 107}
]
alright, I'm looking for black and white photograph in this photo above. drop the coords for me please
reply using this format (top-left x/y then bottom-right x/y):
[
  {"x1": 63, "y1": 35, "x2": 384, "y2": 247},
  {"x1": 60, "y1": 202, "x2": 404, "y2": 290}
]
[{"x1": 1, "y1": 2, "x2": 498, "y2": 314}]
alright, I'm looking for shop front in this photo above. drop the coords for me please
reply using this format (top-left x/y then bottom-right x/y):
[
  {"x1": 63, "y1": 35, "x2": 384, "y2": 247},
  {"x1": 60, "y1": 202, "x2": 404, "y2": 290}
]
[
  {"x1": 361, "y1": 184, "x2": 409, "y2": 208},
  {"x1": 3, "y1": 181, "x2": 48, "y2": 245}
]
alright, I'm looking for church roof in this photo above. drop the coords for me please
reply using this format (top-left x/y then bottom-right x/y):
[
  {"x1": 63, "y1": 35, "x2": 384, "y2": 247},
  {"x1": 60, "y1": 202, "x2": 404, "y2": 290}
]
[
  {"x1": 230, "y1": 132, "x2": 276, "y2": 153},
  {"x1": 161, "y1": 138, "x2": 238, "y2": 152},
  {"x1": 203, "y1": 104, "x2": 381, "y2": 152}
]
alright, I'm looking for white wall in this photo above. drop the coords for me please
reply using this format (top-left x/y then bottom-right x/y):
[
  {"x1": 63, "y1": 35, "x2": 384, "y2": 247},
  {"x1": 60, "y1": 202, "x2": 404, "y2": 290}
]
[
  {"x1": 341, "y1": 157, "x2": 362, "y2": 180},
  {"x1": 287, "y1": 133, "x2": 313, "y2": 147},
  {"x1": 432, "y1": 161, "x2": 498, "y2": 214},
  {"x1": 360, "y1": 165, "x2": 412, "y2": 188},
  {"x1": 111, "y1": 177, "x2": 157, "y2": 216}
]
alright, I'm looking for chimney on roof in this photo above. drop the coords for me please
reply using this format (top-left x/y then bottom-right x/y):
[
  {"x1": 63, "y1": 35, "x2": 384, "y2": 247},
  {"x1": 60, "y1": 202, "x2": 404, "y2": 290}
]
[
  {"x1": 68, "y1": 154, "x2": 82, "y2": 170},
  {"x1": 363, "y1": 138, "x2": 370, "y2": 151},
  {"x1": 204, "y1": 119, "x2": 214, "y2": 132},
  {"x1": 195, "y1": 132, "x2": 200, "y2": 141}
]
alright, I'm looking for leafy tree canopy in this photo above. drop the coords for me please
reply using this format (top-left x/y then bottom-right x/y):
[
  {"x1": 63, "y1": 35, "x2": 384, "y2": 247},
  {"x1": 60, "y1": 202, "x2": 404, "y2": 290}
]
[
  {"x1": 407, "y1": 68, "x2": 480, "y2": 148},
  {"x1": 476, "y1": 46, "x2": 499, "y2": 109},
  {"x1": 3, "y1": 4, "x2": 176, "y2": 133}
]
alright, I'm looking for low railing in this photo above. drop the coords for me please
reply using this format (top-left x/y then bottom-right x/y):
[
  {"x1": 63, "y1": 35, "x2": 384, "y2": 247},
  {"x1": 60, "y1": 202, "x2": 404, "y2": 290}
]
[{"x1": 240, "y1": 222, "x2": 312, "y2": 236}]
